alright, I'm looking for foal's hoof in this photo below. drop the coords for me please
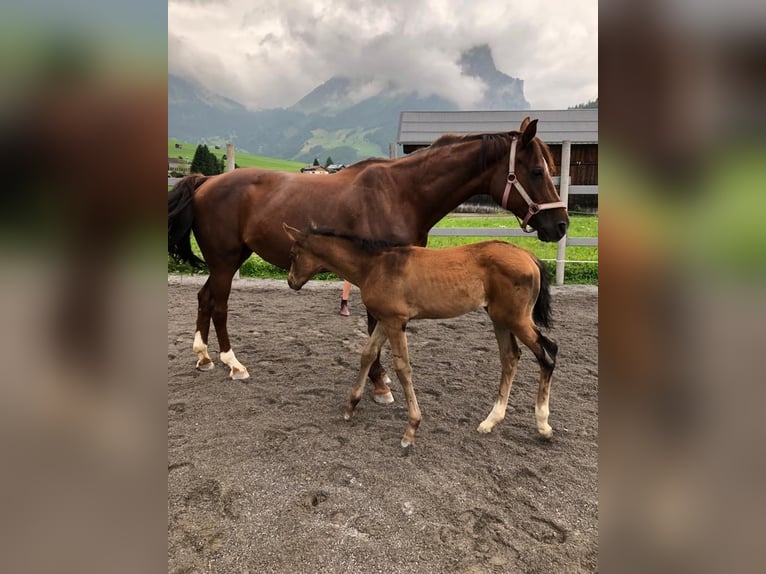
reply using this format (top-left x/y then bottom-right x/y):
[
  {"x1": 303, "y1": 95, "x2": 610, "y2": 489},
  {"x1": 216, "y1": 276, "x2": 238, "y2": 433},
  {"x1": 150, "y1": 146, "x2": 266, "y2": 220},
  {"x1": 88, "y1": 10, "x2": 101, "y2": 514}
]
[
  {"x1": 538, "y1": 426, "x2": 554, "y2": 440},
  {"x1": 477, "y1": 421, "x2": 494, "y2": 434},
  {"x1": 196, "y1": 360, "x2": 215, "y2": 371},
  {"x1": 373, "y1": 391, "x2": 394, "y2": 405},
  {"x1": 230, "y1": 368, "x2": 250, "y2": 381}
]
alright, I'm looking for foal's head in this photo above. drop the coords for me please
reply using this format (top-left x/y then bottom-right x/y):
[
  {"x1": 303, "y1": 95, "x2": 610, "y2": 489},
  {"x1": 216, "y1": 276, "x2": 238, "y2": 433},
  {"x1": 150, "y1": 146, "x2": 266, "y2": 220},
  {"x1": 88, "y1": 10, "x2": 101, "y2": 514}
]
[{"x1": 283, "y1": 224, "x2": 325, "y2": 290}]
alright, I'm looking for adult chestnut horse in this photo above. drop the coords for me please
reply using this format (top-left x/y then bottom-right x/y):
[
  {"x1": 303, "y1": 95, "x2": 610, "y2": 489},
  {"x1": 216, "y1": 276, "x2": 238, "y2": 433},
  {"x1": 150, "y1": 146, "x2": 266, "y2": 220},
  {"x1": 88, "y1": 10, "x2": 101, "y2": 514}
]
[{"x1": 168, "y1": 117, "x2": 567, "y2": 402}]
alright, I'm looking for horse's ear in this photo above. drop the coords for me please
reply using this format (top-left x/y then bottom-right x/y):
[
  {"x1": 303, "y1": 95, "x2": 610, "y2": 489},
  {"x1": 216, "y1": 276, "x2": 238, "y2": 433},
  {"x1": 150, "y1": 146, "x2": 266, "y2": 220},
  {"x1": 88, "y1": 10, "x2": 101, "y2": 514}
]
[
  {"x1": 521, "y1": 118, "x2": 538, "y2": 147},
  {"x1": 519, "y1": 116, "x2": 531, "y2": 133},
  {"x1": 283, "y1": 223, "x2": 300, "y2": 241}
]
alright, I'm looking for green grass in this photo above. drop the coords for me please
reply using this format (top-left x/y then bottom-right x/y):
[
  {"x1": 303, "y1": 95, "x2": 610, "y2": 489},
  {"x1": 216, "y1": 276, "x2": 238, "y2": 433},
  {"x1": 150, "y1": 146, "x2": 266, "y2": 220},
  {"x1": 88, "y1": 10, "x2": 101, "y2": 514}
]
[
  {"x1": 168, "y1": 139, "x2": 305, "y2": 172},
  {"x1": 298, "y1": 128, "x2": 385, "y2": 160},
  {"x1": 169, "y1": 214, "x2": 598, "y2": 284}
]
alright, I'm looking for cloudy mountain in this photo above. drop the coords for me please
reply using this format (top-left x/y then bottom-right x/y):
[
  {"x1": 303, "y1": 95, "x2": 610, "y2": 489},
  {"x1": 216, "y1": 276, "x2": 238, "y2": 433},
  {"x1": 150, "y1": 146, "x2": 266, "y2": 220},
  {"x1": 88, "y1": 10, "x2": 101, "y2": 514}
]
[{"x1": 168, "y1": 44, "x2": 530, "y2": 165}]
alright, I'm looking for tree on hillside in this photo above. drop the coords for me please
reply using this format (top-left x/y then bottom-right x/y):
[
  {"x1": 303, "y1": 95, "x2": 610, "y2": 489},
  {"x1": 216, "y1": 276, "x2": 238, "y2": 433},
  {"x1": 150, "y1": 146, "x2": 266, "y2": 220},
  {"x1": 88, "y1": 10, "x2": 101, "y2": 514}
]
[
  {"x1": 312, "y1": 158, "x2": 320, "y2": 166},
  {"x1": 324, "y1": 156, "x2": 333, "y2": 167},
  {"x1": 570, "y1": 97, "x2": 598, "y2": 109},
  {"x1": 190, "y1": 144, "x2": 222, "y2": 175}
]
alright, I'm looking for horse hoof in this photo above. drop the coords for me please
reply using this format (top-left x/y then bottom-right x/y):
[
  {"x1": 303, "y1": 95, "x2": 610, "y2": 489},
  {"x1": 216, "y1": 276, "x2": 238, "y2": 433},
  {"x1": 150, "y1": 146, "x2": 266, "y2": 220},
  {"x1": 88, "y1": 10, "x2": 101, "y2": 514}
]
[
  {"x1": 343, "y1": 413, "x2": 352, "y2": 421},
  {"x1": 539, "y1": 426, "x2": 554, "y2": 440},
  {"x1": 196, "y1": 360, "x2": 215, "y2": 371},
  {"x1": 373, "y1": 391, "x2": 394, "y2": 405},
  {"x1": 230, "y1": 369, "x2": 250, "y2": 381},
  {"x1": 400, "y1": 438, "x2": 412, "y2": 449},
  {"x1": 477, "y1": 422, "x2": 493, "y2": 434}
]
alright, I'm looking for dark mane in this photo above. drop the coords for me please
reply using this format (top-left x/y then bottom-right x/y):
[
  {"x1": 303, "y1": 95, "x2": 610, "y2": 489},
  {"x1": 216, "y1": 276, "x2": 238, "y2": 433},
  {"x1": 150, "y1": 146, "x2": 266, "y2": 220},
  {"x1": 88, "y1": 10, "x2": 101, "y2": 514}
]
[
  {"x1": 429, "y1": 132, "x2": 515, "y2": 171},
  {"x1": 307, "y1": 227, "x2": 410, "y2": 255},
  {"x1": 427, "y1": 131, "x2": 556, "y2": 174}
]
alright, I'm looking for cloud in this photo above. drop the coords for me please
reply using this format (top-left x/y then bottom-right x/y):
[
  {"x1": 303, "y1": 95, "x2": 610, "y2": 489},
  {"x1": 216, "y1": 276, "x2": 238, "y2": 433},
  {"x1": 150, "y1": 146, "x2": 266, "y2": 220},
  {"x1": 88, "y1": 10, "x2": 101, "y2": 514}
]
[{"x1": 168, "y1": 0, "x2": 597, "y2": 110}]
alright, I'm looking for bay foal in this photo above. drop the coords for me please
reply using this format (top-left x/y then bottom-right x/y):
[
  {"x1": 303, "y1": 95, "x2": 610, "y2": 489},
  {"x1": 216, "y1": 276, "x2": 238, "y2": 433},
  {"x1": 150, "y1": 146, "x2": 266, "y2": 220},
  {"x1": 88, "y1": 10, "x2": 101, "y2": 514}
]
[{"x1": 283, "y1": 224, "x2": 558, "y2": 448}]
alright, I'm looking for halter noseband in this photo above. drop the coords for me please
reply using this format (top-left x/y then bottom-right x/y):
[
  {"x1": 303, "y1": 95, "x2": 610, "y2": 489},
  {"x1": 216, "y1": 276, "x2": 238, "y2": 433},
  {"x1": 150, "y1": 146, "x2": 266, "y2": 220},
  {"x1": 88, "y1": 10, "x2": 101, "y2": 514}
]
[{"x1": 500, "y1": 136, "x2": 567, "y2": 232}]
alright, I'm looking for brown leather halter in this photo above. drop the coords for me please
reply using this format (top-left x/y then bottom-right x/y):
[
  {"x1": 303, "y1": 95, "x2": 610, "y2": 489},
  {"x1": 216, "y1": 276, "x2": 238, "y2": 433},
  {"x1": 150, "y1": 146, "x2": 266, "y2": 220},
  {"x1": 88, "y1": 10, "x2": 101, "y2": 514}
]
[{"x1": 500, "y1": 136, "x2": 567, "y2": 232}]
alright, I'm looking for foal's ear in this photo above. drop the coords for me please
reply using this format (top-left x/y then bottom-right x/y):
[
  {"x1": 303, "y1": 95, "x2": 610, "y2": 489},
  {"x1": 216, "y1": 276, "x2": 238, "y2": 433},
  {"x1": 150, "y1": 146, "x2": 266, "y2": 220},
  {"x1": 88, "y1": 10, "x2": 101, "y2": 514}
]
[
  {"x1": 521, "y1": 118, "x2": 538, "y2": 147},
  {"x1": 282, "y1": 223, "x2": 300, "y2": 242}
]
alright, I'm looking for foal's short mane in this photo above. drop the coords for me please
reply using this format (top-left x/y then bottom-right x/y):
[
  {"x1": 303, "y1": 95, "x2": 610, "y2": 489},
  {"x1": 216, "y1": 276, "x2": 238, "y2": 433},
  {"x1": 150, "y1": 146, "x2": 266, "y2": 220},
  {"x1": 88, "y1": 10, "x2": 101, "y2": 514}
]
[{"x1": 307, "y1": 227, "x2": 410, "y2": 255}]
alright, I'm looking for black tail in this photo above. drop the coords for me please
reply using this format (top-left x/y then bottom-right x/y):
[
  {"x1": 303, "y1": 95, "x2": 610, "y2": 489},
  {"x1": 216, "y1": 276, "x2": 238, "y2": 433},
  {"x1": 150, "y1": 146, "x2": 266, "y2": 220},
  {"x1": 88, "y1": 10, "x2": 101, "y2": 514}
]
[
  {"x1": 168, "y1": 174, "x2": 211, "y2": 268},
  {"x1": 532, "y1": 256, "x2": 553, "y2": 329}
]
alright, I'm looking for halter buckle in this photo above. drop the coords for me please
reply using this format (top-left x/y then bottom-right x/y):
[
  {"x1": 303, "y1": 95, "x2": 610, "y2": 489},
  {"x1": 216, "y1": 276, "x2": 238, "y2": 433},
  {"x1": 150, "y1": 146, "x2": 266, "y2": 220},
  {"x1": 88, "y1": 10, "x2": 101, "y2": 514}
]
[{"x1": 507, "y1": 173, "x2": 516, "y2": 183}]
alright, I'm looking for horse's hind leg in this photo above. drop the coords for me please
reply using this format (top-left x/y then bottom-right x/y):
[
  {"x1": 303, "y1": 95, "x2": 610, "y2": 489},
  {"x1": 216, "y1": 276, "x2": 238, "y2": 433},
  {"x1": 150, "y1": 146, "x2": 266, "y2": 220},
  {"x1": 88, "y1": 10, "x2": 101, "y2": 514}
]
[
  {"x1": 208, "y1": 266, "x2": 250, "y2": 380},
  {"x1": 345, "y1": 323, "x2": 388, "y2": 420},
  {"x1": 366, "y1": 311, "x2": 394, "y2": 404},
  {"x1": 514, "y1": 322, "x2": 558, "y2": 439},
  {"x1": 201, "y1": 247, "x2": 252, "y2": 380},
  {"x1": 478, "y1": 323, "x2": 521, "y2": 434},
  {"x1": 193, "y1": 278, "x2": 215, "y2": 370}
]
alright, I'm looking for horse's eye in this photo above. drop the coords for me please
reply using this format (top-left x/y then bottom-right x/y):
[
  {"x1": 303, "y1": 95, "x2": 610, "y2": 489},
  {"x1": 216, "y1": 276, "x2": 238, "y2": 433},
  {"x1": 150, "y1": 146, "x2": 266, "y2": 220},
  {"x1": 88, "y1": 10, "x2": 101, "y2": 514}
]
[
  {"x1": 289, "y1": 252, "x2": 296, "y2": 261},
  {"x1": 533, "y1": 168, "x2": 544, "y2": 177}
]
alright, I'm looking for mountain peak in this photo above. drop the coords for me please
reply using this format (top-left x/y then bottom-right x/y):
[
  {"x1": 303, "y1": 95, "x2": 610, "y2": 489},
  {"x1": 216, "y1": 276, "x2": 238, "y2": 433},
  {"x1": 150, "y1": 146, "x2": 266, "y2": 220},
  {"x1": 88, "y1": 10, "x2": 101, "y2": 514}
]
[
  {"x1": 458, "y1": 44, "x2": 529, "y2": 110},
  {"x1": 459, "y1": 44, "x2": 497, "y2": 78}
]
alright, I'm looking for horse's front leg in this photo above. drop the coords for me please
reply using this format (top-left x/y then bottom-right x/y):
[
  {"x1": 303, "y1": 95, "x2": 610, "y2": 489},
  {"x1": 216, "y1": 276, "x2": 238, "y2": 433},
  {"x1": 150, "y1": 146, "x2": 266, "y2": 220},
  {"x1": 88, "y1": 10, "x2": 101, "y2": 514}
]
[
  {"x1": 345, "y1": 324, "x2": 388, "y2": 420},
  {"x1": 366, "y1": 311, "x2": 394, "y2": 404},
  {"x1": 383, "y1": 321, "x2": 421, "y2": 448}
]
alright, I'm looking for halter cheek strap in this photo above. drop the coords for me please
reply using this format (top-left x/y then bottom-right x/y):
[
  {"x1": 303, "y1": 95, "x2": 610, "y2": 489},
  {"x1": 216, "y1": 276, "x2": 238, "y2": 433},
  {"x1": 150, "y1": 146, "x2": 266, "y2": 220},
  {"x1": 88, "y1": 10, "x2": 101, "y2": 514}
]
[{"x1": 501, "y1": 137, "x2": 567, "y2": 233}]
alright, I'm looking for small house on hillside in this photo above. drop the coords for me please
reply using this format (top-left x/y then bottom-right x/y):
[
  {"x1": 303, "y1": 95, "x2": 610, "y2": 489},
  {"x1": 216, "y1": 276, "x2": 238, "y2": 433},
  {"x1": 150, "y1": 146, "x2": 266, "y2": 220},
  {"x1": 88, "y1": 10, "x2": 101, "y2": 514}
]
[
  {"x1": 300, "y1": 165, "x2": 329, "y2": 174},
  {"x1": 168, "y1": 157, "x2": 190, "y2": 175}
]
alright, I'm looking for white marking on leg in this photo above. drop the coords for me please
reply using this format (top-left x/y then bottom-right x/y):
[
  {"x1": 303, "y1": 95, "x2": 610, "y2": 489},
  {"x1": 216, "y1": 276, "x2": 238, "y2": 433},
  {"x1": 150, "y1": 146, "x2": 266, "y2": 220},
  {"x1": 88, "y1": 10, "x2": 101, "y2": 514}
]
[
  {"x1": 478, "y1": 402, "x2": 506, "y2": 433},
  {"x1": 220, "y1": 349, "x2": 250, "y2": 380},
  {"x1": 373, "y1": 391, "x2": 394, "y2": 404},
  {"x1": 536, "y1": 403, "x2": 553, "y2": 438},
  {"x1": 193, "y1": 331, "x2": 214, "y2": 370}
]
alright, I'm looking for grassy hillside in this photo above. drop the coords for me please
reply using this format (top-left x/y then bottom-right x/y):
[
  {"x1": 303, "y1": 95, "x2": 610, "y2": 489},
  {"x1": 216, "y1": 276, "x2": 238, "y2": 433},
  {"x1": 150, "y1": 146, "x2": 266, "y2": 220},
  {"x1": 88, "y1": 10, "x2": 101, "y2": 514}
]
[
  {"x1": 168, "y1": 139, "x2": 305, "y2": 172},
  {"x1": 295, "y1": 128, "x2": 386, "y2": 164}
]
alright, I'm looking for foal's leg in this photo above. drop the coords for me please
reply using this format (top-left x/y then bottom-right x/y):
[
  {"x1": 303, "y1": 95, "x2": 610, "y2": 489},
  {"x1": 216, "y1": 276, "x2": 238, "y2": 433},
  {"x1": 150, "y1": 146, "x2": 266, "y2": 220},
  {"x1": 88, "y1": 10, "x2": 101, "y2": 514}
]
[
  {"x1": 344, "y1": 323, "x2": 388, "y2": 420},
  {"x1": 193, "y1": 278, "x2": 215, "y2": 370},
  {"x1": 366, "y1": 311, "x2": 394, "y2": 404},
  {"x1": 514, "y1": 322, "x2": 558, "y2": 439},
  {"x1": 383, "y1": 321, "x2": 421, "y2": 447},
  {"x1": 478, "y1": 324, "x2": 521, "y2": 433}
]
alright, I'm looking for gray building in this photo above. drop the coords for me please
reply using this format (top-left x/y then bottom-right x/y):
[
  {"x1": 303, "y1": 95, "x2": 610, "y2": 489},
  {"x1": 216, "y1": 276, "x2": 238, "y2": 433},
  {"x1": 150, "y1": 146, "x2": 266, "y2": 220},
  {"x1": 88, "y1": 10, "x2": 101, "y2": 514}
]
[{"x1": 397, "y1": 109, "x2": 598, "y2": 211}]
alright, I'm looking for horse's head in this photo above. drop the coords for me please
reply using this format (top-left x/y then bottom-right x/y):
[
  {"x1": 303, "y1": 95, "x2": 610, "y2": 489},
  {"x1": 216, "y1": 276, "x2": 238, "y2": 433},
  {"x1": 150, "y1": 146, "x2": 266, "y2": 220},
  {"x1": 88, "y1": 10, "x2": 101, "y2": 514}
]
[
  {"x1": 283, "y1": 223, "x2": 325, "y2": 290},
  {"x1": 493, "y1": 118, "x2": 569, "y2": 242}
]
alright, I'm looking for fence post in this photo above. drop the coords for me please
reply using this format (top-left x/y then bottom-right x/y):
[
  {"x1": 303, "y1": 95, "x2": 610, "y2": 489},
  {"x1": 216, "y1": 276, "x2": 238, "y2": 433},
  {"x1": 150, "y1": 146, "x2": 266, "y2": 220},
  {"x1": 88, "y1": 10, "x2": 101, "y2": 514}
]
[
  {"x1": 226, "y1": 143, "x2": 235, "y2": 172},
  {"x1": 555, "y1": 140, "x2": 571, "y2": 285},
  {"x1": 226, "y1": 143, "x2": 241, "y2": 279},
  {"x1": 388, "y1": 143, "x2": 397, "y2": 159}
]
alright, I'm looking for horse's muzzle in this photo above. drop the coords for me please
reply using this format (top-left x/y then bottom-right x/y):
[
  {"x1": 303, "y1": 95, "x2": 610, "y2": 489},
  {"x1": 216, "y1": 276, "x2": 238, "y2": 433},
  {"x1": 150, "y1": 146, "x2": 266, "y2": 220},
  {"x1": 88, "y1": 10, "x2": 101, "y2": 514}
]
[
  {"x1": 287, "y1": 276, "x2": 304, "y2": 290},
  {"x1": 535, "y1": 217, "x2": 569, "y2": 242}
]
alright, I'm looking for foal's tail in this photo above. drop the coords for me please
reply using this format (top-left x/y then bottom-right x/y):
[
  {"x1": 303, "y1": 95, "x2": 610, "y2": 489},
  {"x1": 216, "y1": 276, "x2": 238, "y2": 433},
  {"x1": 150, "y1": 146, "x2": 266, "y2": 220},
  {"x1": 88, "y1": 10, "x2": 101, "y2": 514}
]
[
  {"x1": 168, "y1": 174, "x2": 211, "y2": 268},
  {"x1": 532, "y1": 257, "x2": 553, "y2": 329}
]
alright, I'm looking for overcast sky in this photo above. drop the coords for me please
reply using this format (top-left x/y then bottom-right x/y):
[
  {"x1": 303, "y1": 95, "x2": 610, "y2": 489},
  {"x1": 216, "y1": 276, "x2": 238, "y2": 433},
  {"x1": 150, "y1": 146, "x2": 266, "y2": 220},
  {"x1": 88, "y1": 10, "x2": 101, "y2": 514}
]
[{"x1": 168, "y1": 0, "x2": 597, "y2": 110}]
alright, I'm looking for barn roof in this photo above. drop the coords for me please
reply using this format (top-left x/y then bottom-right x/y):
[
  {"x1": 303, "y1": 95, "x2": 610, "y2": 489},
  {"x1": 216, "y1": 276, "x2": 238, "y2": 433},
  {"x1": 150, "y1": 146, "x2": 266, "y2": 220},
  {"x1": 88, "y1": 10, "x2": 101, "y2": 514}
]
[{"x1": 397, "y1": 109, "x2": 598, "y2": 146}]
